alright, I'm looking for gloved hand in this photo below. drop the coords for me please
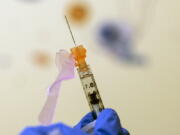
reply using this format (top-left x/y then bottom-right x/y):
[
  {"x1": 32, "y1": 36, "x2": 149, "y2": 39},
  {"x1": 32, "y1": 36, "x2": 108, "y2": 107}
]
[
  {"x1": 20, "y1": 109, "x2": 130, "y2": 135},
  {"x1": 74, "y1": 108, "x2": 130, "y2": 135}
]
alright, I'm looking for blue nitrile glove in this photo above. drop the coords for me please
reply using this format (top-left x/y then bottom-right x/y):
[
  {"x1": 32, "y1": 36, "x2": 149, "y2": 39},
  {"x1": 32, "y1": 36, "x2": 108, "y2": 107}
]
[
  {"x1": 74, "y1": 108, "x2": 130, "y2": 135},
  {"x1": 20, "y1": 123, "x2": 88, "y2": 135},
  {"x1": 20, "y1": 108, "x2": 130, "y2": 135}
]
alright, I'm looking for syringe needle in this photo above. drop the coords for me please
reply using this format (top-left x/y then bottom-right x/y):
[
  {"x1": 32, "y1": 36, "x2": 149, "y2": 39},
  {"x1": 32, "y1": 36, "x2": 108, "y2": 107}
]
[{"x1": 65, "y1": 16, "x2": 77, "y2": 46}]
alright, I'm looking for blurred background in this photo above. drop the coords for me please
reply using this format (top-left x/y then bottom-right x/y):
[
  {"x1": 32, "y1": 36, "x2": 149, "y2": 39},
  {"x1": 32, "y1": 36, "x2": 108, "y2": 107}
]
[{"x1": 0, "y1": 0, "x2": 180, "y2": 134}]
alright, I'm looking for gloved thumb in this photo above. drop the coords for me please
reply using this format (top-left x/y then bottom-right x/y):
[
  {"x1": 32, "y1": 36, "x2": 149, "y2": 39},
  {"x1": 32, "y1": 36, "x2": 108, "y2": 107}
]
[
  {"x1": 74, "y1": 112, "x2": 94, "y2": 129},
  {"x1": 94, "y1": 108, "x2": 127, "y2": 135}
]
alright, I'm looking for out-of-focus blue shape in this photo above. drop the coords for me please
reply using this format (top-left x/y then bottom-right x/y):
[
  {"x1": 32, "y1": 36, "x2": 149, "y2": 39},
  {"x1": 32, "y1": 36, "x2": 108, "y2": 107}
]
[{"x1": 96, "y1": 20, "x2": 146, "y2": 65}]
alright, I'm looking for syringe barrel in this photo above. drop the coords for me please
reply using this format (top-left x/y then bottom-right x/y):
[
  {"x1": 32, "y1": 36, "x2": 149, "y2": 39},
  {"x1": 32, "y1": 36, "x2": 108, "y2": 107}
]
[{"x1": 77, "y1": 65, "x2": 104, "y2": 118}]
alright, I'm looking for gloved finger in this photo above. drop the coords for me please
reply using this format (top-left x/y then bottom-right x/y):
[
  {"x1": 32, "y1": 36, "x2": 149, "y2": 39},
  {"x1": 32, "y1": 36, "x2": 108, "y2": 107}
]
[
  {"x1": 122, "y1": 128, "x2": 130, "y2": 135},
  {"x1": 20, "y1": 123, "x2": 88, "y2": 135},
  {"x1": 46, "y1": 123, "x2": 88, "y2": 135},
  {"x1": 74, "y1": 112, "x2": 95, "y2": 129},
  {"x1": 19, "y1": 126, "x2": 47, "y2": 135},
  {"x1": 94, "y1": 108, "x2": 123, "y2": 135}
]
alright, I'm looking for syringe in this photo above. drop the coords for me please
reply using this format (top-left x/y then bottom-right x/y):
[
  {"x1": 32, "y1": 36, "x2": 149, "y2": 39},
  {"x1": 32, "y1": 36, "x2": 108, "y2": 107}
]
[
  {"x1": 65, "y1": 16, "x2": 104, "y2": 119},
  {"x1": 71, "y1": 45, "x2": 104, "y2": 118}
]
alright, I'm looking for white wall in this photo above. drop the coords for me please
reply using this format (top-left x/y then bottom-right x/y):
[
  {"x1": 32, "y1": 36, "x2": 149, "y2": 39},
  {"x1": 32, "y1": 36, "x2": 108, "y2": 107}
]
[{"x1": 0, "y1": 0, "x2": 179, "y2": 135}]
